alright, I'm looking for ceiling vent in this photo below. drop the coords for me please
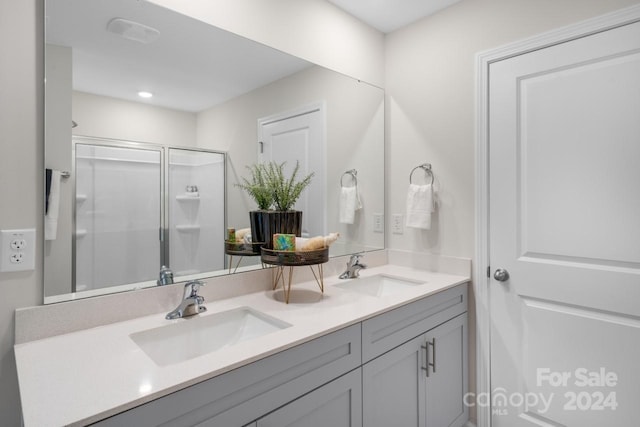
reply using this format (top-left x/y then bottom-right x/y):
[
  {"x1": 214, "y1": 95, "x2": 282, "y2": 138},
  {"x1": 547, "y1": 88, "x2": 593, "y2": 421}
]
[{"x1": 107, "y1": 18, "x2": 160, "y2": 44}]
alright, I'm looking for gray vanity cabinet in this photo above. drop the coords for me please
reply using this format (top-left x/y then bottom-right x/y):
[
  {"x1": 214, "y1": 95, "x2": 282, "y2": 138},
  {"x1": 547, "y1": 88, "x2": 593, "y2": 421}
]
[
  {"x1": 424, "y1": 313, "x2": 468, "y2": 427},
  {"x1": 256, "y1": 369, "x2": 362, "y2": 427},
  {"x1": 362, "y1": 313, "x2": 468, "y2": 427},
  {"x1": 92, "y1": 284, "x2": 467, "y2": 427},
  {"x1": 361, "y1": 284, "x2": 468, "y2": 427},
  {"x1": 363, "y1": 334, "x2": 426, "y2": 426}
]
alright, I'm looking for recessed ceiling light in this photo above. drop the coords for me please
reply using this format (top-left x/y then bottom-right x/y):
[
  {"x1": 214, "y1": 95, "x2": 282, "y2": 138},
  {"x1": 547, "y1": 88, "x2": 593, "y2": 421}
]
[{"x1": 138, "y1": 91, "x2": 153, "y2": 98}]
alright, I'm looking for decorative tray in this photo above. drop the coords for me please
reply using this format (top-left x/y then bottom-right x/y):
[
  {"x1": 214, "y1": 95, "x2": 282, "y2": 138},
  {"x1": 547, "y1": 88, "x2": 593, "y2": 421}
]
[
  {"x1": 261, "y1": 247, "x2": 329, "y2": 266},
  {"x1": 224, "y1": 241, "x2": 264, "y2": 256}
]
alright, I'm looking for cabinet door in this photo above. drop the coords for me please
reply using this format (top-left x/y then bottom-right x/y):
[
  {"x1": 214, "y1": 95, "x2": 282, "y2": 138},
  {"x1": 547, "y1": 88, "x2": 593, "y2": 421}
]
[
  {"x1": 362, "y1": 335, "x2": 426, "y2": 427},
  {"x1": 425, "y1": 313, "x2": 468, "y2": 427},
  {"x1": 257, "y1": 369, "x2": 362, "y2": 427}
]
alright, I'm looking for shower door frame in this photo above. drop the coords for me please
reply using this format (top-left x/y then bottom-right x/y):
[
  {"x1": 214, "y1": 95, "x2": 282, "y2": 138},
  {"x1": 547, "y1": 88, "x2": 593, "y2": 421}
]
[
  {"x1": 72, "y1": 136, "x2": 166, "y2": 293},
  {"x1": 71, "y1": 136, "x2": 227, "y2": 293},
  {"x1": 164, "y1": 146, "x2": 228, "y2": 277}
]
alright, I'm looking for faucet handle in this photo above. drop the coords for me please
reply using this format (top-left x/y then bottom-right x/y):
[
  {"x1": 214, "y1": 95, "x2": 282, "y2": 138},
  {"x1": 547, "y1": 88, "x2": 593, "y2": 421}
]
[
  {"x1": 350, "y1": 253, "x2": 364, "y2": 263},
  {"x1": 184, "y1": 280, "x2": 205, "y2": 297}
]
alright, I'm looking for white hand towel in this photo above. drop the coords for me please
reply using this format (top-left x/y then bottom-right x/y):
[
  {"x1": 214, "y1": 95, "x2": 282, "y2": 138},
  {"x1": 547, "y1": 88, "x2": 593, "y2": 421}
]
[
  {"x1": 45, "y1": 170, "x2": 61, "y2": 240},
  {"x1": 405, "y1": 183, "x2": 434, "y2": 230},
  {"x1": 339, "y1": 186, "x2": 361, "y2": 224}
]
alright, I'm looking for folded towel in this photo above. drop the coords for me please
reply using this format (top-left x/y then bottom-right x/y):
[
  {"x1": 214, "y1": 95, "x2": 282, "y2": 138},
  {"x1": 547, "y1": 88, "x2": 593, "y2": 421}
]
[
  {"x1": 45, "y1": 169, "x2": 61, "y2": 240},
  {"x1": 339, "y1": 186, "x2": 362, "y2": 224},
  {"x1": 405, "y1": 183, "x2": 434, "y2": 230}
]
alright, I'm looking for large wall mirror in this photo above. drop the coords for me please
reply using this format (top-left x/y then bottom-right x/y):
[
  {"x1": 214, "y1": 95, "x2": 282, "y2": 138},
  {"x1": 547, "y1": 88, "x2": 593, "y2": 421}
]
[{"x1": 44, "y1": 0, "x2": 385, "y2": 303}]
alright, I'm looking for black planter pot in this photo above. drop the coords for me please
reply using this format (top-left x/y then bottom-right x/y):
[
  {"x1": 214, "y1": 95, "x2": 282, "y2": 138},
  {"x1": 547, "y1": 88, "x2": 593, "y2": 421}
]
[
  {"x1": 263, "y1": 210, "x2": 303, "y2": 249},
  {"x1": 249, "y1": 210, "x2": 268, "y2": 252}
]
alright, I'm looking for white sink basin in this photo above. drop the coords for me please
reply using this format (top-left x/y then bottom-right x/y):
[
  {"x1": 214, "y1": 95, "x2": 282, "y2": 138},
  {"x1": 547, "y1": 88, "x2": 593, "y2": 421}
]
[
  {"x1": 334, "y1": 274, "x2": 425, "y2": 297},
  {"x1": 130, "y1": 307, "x2": 291, "y2": 366}
]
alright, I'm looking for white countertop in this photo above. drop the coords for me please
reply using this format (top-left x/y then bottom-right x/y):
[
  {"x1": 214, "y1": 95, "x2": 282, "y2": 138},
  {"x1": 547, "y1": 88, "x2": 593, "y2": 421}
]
[{"x1": 15, "y1": 264, "x2": 468, "y2": 427}]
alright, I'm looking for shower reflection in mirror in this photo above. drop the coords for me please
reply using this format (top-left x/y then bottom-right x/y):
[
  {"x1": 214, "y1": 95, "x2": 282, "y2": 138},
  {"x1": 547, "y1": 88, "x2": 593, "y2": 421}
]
[{"x1": 70, "y1": 137, "x2": 225, "y2": 293}]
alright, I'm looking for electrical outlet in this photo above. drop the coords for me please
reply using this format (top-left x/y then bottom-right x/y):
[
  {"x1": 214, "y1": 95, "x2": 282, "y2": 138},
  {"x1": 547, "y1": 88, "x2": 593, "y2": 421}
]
[
  {"x1": 10, "y1": 253, "x2": 24, "y2": 264},
  {"x1": 392, "y1": 214, "x2": 404, "y2": 234},
  {"x1": 0, "y1": 229, "x2": 36, "y2": 272},
  {"x1": 373, "y1": 213, "x2": 384, "y2": 233},
  {"x1": 10, "y1": 239, "x2": 27, "y2": 250}
]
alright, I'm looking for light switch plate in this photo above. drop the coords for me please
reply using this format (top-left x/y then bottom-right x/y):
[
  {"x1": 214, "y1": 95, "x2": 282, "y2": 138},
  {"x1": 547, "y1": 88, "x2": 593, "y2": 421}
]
[
  {"x1": 392, "y1": 214, "x2": 404, "y2": 234},
  {"x1": 373, "y1": 213, "x2": 384, "y2": 233},
  {"x1": 0, "y1": 229, "x2": 36, "y2": 272}
]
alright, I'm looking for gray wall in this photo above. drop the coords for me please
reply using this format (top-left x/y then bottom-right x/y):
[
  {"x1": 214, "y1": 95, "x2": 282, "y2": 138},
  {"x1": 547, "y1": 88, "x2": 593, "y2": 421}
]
[{"x1": 0, "y1": 1, "x2": 43, "y2": 425}]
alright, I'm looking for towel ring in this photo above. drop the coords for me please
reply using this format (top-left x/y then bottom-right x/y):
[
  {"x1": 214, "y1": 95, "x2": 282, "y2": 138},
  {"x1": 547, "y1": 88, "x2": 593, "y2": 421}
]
[
  {"x1": 341, "y1": 169, "x2": 358, "y2": 187},
  {"x1": 409, "y1": 163, "x2": 434, "y2": 185}
]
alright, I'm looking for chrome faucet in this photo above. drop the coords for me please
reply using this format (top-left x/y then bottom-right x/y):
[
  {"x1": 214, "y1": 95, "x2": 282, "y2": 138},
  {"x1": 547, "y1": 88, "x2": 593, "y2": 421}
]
[
  {"x1": 157, "y1": 265, "x2": 174, "y2": 286},
  {"x1": 165, "y1": 280, "x2": 207, "y2": 320},
  {"x1": 339, "y1": 254, "x2": 367, "y2": 279}
]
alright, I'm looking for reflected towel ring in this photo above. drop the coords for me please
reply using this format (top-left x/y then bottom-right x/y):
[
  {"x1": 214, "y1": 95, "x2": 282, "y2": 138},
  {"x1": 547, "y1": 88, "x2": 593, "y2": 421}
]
[
  {"x1": 341, "y1": 169, "x2": 358, "y2": 188},
  {"x1": 409, "y1": 163, "x2": 434, "y2": 185}
]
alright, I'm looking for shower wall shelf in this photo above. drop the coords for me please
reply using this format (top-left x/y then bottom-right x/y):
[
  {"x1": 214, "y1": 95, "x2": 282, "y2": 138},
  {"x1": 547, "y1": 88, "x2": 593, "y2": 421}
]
[
  {"x1": 175, "y1": 195, "x2": 200, "y2": 201},
  {"x1": 175, "y1": 224, "x2": 201, "y2": 232}
]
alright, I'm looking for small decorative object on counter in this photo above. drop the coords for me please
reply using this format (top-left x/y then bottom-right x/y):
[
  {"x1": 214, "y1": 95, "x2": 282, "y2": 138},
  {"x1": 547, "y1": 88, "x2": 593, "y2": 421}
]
[
  {"x1": 235, "y1": 228, "x2": 251, "y2": 243},
  {"x1": 227, "y1": 227, "x2": 236, "y2": 242},
  {"x1": 273, "y1": 233, "x2": 296, "y2": 251},
  {"x1": 295, "y1": 232, "x2": 340, "y2": 251}
]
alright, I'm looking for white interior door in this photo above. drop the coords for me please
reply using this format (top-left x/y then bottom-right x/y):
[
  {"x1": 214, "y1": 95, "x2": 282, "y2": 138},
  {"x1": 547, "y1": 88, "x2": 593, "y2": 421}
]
[
  {"x1": 259, "y1": 105, "x2": 325, "y2": 237},
  {"x1": 488, "y1": 20, "x2": 640, "y2": 426}
]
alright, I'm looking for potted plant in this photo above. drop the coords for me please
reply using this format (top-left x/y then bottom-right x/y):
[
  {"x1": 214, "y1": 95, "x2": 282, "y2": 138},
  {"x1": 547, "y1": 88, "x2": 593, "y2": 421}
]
[
  {"x1": 236, "y1": 163, "x2": 273, "y2": 247},
  {"x1": 262, "y1": 161, "x2": 314, "y2": 248},
  {"x1": 237, "y1": 160, "x2": 314, "y2": 249}
]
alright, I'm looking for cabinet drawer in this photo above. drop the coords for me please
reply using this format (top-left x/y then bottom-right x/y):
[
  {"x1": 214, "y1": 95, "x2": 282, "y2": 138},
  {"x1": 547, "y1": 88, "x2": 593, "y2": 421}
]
[
  {"x1": 361, "y1": 284, "x2": 467, "y2": 362},
  {"x1": 94, "y1": 324, "x2": 361, "y2": 427},
  {"x1": 257, "y1": 369, "x2": 362, "y2": 427}
]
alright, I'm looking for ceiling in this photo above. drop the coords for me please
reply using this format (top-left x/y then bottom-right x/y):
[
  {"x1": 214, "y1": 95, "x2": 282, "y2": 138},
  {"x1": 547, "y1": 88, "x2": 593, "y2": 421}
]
[
  {"x1": 46, "y1": 0, "x2": 311, "y2": 112},
  {"x1": 45, "y1": 0, "x2": 463, "y2": 114},
  {"x1": 327, "y1": 0, "x2": 464, "y2": 33}
]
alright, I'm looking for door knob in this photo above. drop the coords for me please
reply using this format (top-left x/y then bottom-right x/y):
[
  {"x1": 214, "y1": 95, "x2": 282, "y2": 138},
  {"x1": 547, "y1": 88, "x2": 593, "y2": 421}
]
[{"x1": 493, "y1": 268, "x2": 510, "y2": 282}]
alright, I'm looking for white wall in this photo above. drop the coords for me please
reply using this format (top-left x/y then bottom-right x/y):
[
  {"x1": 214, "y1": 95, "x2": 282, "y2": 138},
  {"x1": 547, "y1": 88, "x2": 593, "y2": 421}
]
[
  {"x1": 385, "y1": 0, "x2": 640, "y2": 259},
  {"x1": 384, "y1": 0, "x2": 640, "y2": 423},
  {"x1": 197, "y1": 65, "x2": 385, "y2": 251},
  {"x1": 72, "y1": 92, "x2": 197, "y2": 146}
]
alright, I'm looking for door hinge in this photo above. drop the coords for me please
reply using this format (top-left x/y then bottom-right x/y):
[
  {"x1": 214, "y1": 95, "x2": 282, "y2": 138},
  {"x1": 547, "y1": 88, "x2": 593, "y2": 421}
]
[
  {"x1": 258, "y1": 141, "x2": 264, "y2": 153},
  {"x1": 487, "y1": 266, "x2": 490, "y2": 278}
]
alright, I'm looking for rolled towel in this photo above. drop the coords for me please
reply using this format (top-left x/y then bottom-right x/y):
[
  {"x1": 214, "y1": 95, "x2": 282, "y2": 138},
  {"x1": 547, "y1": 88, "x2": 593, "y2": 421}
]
[
  {"x1": 235, "y1": 228, "x2": 251, "y2": 242},
  {"x1": 296, "y1": 232, "x2": 340, "y2": 251},
  {"x1": 405, "y1": 183, "x2": 434, "y2": 230},
  {"x1": 339, "y1": 186, "x2": 361, "y2": 224},
  {"x1": 45, "y1": 169, "x2": 62, "y2": 240}
]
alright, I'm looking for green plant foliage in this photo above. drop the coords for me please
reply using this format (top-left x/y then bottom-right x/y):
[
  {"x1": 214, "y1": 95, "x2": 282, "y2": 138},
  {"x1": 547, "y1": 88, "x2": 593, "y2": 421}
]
[
  {"x1": 264, "y1": 161, "x2": 314, "y2": 211},
  {"x1": 235, "y1": 163, "x2": 273, "y2": 210}
]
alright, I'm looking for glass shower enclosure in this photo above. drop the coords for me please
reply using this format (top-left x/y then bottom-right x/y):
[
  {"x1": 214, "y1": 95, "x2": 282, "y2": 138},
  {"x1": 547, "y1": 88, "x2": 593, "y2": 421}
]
[
  {"x1": 167, "y1": 148, "x2": 226, "y2": 277},
  {"x1": 73, "y1": 138, "x2": 225, "y2": 292}
]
